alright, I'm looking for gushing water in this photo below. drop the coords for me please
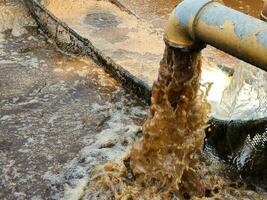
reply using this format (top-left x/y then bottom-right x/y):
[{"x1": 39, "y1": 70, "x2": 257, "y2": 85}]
[
  {"x1": 129, "y1": 46, "x2": 211, "y2": 198},
  {"x1": 84, "y1": 46, "x2": 218, "y2": 199}
]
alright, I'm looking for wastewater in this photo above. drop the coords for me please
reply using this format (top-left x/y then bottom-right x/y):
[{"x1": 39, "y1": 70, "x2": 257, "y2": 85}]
[
  {"x1": 0, "y1": 1, "x2": 147, "y2": 199},
  {"x1": 83, "y1": 45, "x2": 267, "y2": 200},
  {"x1": 1, "y1": 0, "x2": 267, "y2": 200}
]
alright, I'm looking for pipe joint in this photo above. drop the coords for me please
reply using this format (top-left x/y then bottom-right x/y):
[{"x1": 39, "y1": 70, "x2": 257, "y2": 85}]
[{"x1": 164, "y1": 0, "x2": 218, "y2": 51}]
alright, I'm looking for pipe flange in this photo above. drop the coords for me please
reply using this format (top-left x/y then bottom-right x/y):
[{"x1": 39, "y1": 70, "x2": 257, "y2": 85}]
[
  {"x1": 164, "y1": 0, "x2": 217, "y2": 51},
  {"x1": 164, "y1": 38, "x2": 206, "y2": 52}
]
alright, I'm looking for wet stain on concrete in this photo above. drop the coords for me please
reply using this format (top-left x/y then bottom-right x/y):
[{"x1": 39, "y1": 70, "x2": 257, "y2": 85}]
[
  {"x1": 85, "y1": 11, "x2": 132, "y2": 43},
  {"x1": 93, "y1": 27, "x2": 130, "y2": 43},
  {"x1": 85, "y1": 12, "x2": 120, "y2": 28}
]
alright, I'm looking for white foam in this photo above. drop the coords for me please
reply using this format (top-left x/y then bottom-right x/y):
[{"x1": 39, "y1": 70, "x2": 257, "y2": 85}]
[
  {"x1": 41, "y1": 98, "x2": 145, "y2": 200},
  {"x1": 64, "y1": 178, "x2": 88, "y2": 200}
]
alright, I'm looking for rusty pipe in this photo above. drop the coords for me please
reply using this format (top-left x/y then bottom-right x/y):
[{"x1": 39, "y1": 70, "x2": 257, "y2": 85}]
[{"x1": 164, "y1": 0, "x2": 267, "y2": 72}]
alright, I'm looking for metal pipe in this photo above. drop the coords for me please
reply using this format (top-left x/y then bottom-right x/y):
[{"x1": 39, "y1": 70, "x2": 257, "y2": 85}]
[{"x1": 164, "y1": 0, "x2": 267, "y2": 72}]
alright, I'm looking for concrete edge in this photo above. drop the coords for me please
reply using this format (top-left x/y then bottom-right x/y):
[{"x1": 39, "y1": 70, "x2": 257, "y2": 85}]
[{"x1": 24, "y1": 0, "x2": 152, "y2": 103}]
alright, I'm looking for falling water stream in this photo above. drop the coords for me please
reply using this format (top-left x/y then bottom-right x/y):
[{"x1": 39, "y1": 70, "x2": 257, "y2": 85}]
[{"x1": 128, "y1": 47, "x2": 210, "y2": 199}]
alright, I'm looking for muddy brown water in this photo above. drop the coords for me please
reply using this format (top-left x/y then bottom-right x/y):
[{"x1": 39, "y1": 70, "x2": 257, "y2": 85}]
[
  {"x1": 0, "y1": 2, "x2": 148, "y2": 199},
  {"x1": 127, "y1": 46, "x2": 211, "y2": 199},
  {"x1": 85, "y1": 45, "x2": 267, "y2": 199},
  {"x1": 0, "y1": 27, "x2": 147, "y2": 199}
]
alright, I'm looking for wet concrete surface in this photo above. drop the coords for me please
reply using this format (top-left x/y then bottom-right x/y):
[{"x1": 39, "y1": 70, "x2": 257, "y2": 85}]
[
  {"x1": 0, "y1": 27, "x2": 147, "y2": 199},
  {"x1": 224, "y1": 0, "x2": 263, "y2": 17}
]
